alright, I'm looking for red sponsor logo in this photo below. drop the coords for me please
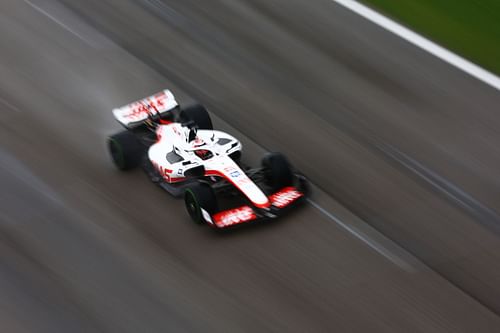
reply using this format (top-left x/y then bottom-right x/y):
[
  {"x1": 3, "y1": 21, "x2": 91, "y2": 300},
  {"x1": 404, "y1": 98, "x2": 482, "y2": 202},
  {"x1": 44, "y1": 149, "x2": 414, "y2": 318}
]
[
  {"x1": 125, "y1": 92, "x2": 169, "y2": 120},
  {"x1": 270, "y1": 187, "x2": 303, "y2": 208},
  {"x1": 223, "y1": 166, "x2": 237, "y2": 173},
  {"x1": 152, "y1": 161, "x2": 173, "y2": 179},
  {"x1": 236, "y1": 177, "x2": 251, "y2": 185},
  {"x1": 213, "y1": 206, "x2": 256, "y2": 227}
]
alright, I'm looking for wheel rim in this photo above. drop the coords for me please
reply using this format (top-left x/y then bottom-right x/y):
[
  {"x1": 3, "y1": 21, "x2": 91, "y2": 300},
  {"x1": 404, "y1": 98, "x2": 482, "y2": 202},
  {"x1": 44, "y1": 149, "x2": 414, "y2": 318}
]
[{"x1": 185, "y1": 190, "x2": 201, "y2": 223}]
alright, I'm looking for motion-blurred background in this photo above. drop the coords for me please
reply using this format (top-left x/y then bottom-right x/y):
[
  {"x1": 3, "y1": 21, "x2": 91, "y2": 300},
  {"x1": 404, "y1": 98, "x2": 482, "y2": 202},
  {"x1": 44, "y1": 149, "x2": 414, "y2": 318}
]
[{"x1": 2, "y1": 0, "x2": 500, "y2": 332}]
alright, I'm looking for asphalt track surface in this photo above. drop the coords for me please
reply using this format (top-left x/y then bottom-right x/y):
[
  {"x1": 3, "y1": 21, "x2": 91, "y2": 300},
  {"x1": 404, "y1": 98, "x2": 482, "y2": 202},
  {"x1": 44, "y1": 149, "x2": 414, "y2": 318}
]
[{"x1": 2, "y1": 0, "x2": 500, "y2": 331}]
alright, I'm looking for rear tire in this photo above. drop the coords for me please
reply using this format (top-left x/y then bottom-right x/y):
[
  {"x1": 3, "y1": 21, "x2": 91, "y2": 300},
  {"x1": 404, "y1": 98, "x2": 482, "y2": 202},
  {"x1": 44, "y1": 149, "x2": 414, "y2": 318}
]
[
  {"x1": 184, "y1": 183, "x2": 218, "y2": 224},
  {"x1": 180, "y1": 104, "x2": 213, "y2": 130},
  {"x1": 108, "y1": 131, "x2": 145, "y2": 170},
  {"x1": 262, "y1": 152, "x2": 293, "y2": 192}
]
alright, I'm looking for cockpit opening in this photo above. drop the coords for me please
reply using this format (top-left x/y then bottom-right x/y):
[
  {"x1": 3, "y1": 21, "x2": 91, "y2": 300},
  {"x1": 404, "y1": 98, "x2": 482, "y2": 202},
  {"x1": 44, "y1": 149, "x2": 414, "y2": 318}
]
[{"x1": 194, "y1": 149, "x2": 213, "y2": 160}]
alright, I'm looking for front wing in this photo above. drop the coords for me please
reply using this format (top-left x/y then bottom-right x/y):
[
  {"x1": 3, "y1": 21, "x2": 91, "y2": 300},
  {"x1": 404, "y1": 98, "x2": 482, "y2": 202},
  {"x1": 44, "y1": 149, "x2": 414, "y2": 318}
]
[{"x1": 201, "y1": 186, "x2": 306, "y2": 228}]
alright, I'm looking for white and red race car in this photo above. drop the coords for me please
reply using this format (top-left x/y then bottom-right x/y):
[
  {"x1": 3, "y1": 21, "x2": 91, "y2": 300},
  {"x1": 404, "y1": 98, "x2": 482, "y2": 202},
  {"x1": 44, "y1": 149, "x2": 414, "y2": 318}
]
[{"x1": 107, "y1": 89, "x2": 309, "y2": 228}]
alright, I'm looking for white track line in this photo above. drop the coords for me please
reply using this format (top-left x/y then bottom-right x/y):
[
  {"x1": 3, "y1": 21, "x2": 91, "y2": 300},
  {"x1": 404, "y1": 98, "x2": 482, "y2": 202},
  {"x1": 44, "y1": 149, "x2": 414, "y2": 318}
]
[
  {"x1": 332, "y1": 0, "x2": 500, "y2": 92},
  {"x1": 307, "y1": 199, "x2": 415, "y2": 272},
  {"x1": 0, "y1": 97, "x2": 20, "y2": 112},
  {"x1": 24, "y1": 0, "x2": 92, "y2": 46}
]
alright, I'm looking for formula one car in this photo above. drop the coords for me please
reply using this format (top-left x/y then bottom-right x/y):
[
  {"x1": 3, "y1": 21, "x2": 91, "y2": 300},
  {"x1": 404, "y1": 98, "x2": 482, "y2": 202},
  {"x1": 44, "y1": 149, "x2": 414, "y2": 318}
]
[{"x1": 107, "y1": 89, "x2": 309, "y2": 228}]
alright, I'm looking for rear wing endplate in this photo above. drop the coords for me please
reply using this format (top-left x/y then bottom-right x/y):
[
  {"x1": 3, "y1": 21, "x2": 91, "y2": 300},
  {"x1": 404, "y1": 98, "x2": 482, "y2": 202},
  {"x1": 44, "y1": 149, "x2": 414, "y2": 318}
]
[{"x1": 112, "y1": 89, "x2": 178, "y2": 128}]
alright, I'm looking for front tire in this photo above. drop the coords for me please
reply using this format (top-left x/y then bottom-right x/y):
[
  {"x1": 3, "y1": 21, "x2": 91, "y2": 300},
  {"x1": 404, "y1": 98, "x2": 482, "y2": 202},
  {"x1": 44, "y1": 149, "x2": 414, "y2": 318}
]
[
  {"x1": 262, "y1": 152, "x2": 293, "y2": 192},
  {"x1": 107, "y1": 131, "x2": 145, "y2": 170},
  {"x1": 184, "y1": 183, "x2": 218, "y2": 224}
]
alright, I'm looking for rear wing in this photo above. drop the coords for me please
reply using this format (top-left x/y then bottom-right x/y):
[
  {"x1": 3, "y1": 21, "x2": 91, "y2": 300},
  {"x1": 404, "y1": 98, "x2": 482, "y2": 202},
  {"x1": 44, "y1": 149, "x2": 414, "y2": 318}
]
[{"x1": 112, "y1": 89, "x2": 178, "y2": 128}]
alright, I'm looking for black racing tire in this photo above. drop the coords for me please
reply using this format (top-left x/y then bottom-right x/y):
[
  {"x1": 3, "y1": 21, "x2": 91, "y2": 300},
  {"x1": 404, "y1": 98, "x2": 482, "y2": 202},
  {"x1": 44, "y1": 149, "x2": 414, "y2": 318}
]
[
  {"x1": 180, "y1": 104, "x2": 213, "y2": 130},
  {"x1": 184, "y1": 183, "x2": 218, "y2": 224},
  {"x1": 107, "y1": 131, "x2": 145, "y2": 171},
  {"x1": 229, "y1": 150, "x2": 242, "y2": 165},
  {"x1": 262, "y1": 152, "x2": 294, "y2": 192}
]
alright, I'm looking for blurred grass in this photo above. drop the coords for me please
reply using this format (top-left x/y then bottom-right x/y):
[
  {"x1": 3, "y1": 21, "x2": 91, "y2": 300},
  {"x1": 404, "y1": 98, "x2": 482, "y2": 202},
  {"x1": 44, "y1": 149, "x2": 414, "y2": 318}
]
[{"x1": 362, "y1": 0, "x2": 500, "y2": 75}]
